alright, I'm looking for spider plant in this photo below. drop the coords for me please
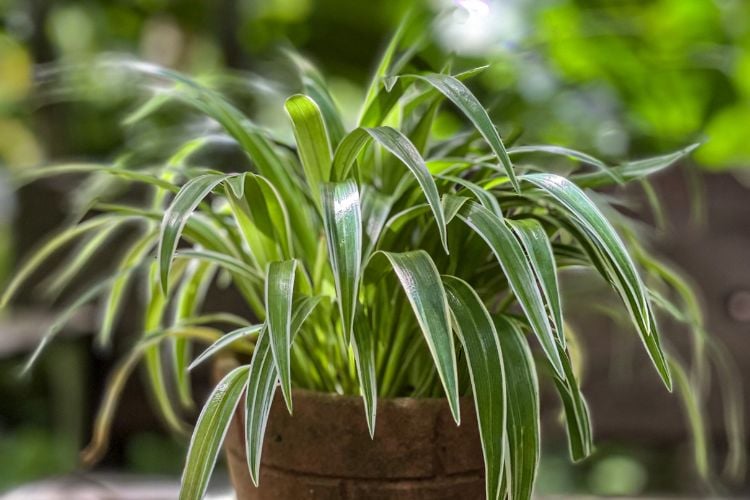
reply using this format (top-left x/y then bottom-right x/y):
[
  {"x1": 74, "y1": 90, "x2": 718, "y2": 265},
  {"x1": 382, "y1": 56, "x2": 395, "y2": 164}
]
[{"x1": 3, "y1": 25, "x2": 744, "y2": 500}]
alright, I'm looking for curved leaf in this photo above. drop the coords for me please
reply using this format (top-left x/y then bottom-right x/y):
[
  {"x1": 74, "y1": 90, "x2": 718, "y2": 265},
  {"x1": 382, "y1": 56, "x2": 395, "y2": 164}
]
[
  {"x1": 371, "y1": 250, "x2": 460, "y2": 423},
  {"x1": 158, "y1": 174, "x2": 228, "y2": 293},
  {"x1": 508, "y1": 218, "x2": 565, "y2": 346},
  {"x1": 189, "y1": 324, "x2": 264, "y2": 370},
  {"x1": 524, "y1": 173, "x2": 672, "y2": 389},
  {"x1": 322, "y1": 180, "x2": 362, "y2": 342},
  {"x1": 246, "y1": 296, "x2": 321, "y2": 485},
  {"x1": 285, "y1": 94, "x2": 333, "y2": 207},
  {"x1": 443, "y1": 276, "x2": 506, "y2": 500},
  {"x1": 453, "y1": 199, "x2": 564, "y2": 378},
  {"x1": 333, "y1": 126, "x2": 448, "y2": 252},
  {"x1": 403, "y1": 73, "x2": 519, "y2": 191},
  {"x1": 1, "y1": 215, "x2": 121, "y2": 308},
  {"x1": 352, "y1": 313, "x2": 377, "y2": 438},
  {"x1": 179, "y1": 364, "x2": 249, "y2": 500}
]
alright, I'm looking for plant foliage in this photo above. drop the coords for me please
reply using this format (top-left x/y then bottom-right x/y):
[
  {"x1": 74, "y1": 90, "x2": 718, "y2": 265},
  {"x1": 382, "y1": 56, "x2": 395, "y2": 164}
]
[{"x1": 3, "y1": 25, "x2": 744, "y2": 500}]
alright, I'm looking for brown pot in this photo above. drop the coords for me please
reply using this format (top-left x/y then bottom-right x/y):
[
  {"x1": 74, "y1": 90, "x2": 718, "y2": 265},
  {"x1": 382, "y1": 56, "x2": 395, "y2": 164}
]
[{"x1": 217, "y1": 362, "x2": 485, "y2": 499}]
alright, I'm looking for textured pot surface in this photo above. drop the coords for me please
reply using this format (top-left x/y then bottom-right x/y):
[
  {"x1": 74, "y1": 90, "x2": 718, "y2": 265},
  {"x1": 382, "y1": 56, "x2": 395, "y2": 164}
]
[{"x1": 221, "y1": 378, "x2": 484, "y2": 499}]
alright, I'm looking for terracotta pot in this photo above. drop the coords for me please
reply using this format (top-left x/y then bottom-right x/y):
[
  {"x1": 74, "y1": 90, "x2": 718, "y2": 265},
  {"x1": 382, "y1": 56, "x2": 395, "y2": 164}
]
[{"x1": 216, "y1": 360, "x2": 485, "y2": 499}]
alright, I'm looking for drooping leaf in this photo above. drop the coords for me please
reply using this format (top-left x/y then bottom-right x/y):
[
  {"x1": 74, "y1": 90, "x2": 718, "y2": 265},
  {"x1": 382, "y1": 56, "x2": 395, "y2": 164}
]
[
  {"x1": 508, "y1": 218, "x2": 565, "y2": 346},
  {"x1": 1, "y1": 215, "x2": 122, "y2": 308},
  {"x1": 158, "y1": 174, "x2": 228, "y2": 293},
  {"x1": 246, "y1": 297, "x2": 321, "y2": 485},
  {"x1": 179, "y1": 364, "x2": 249, "y2": 500},
  {"x1": 402, "y1": 73, "x2": 519, "y2": 191},
  {"x1": 352, "y1": 313, "x2": 377, "y2": 437},
  {"x1": 573, "y1": 143, "x2": 699, "y2": 188},
  {"x1": 524, "y1": 173, "x2": 672, "y2": 389},
  {"x1": 670, "y1": 357, "x2": 709, "y2": 481},
  {"x1": 495, "y1": 316, "x2": 540, "y2": 500},
  {"x1": 172, "y1": 261, "x2": 216, "y2": 407},
  {"x1": 371, "y1": 250, "x2": 460, "y2": 422},
  {"x1": 443, "y1": 276, "x2": 505, "y2": 500},
  {"x1": 99, "y1": 230, "x2": 157, "y2": 348},
  {"x1": 332, "y1": 126, "x2": 448, "y2": 252},
  {"x1": 265, "y1": 260, "x2": 298, "y2": 412},
  {"x1": 509, "y1": 144, "x2": 622, "y2": 184},
  {"x1": 452, "y1": 199, "x2": 564, "y2": 378},
  {"x1": 322, "y1": 180, "x2": 362, "y2": 342},
  {"x1": 42, "y1": 222, "x2": 123, "y2": 299},
  {"x1": 552, "y1": 343, "x2": 594, "y2": 461}
]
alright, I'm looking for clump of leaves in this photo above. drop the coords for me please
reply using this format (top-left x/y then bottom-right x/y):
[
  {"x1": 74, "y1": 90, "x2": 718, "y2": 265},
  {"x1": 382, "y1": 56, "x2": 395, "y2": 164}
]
[{"x1": 3, "y1": 26, "x2": 744, "y2": 500}]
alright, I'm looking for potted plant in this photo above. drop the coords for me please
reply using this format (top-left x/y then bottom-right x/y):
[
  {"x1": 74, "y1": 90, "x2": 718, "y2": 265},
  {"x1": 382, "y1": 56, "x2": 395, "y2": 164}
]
[{"x1": 3, "y1": 24, "x2": 741, "y2": 500}]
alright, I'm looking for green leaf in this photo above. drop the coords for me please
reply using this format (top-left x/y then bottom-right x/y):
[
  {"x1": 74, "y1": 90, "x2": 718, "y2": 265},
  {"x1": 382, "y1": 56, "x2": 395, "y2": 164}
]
[
  {"x1": 372, "y1": 250, "x2": 460, "y2": 423},
  {"x1": 42, "y1": 222, "x2": 123, "y2": 299},
  {"x1": 360, "y1": 186, "x2": 393, "y2": 258},
  {"x1": 144, "y1": 261, "x2": 190, "y2": 434},
  {"x1": 573, "y1": 143, "x2": 699, "y2": 188},
  {"x1": 225, "y1": 173, "x2": 294, "y2": 269},
  {"x1": 509, "y1": 144, "x2": 622, "y2": 184},
  {"x1": 265, "y1": 259, "x2": 298, "y2": 412},
  {"x1": 524, "y1": 173, "x2": 672, "y2": 389},
  {"x1": 285, "y1": 50, "x2": 346, "y2": 145},
  {"x1": 402, "y1": 73, "x2": 519, "y2": 191},
  {"x1": 285, "y1": 94, "x2": 333, "y2": 208},
  {"x1": 322, "y1": 180, "x2": 362, "y2": 342},
  {"x1": 453, "y1": 200, "x2": 565, "y2": 378},
  {"x1": 443, "y1": 276, "x2": 505, "y2": 500},
  {"x1": 13, "y1": 163, "x2": 179, "y2": 192},
  {"x1": 99, "y1": 230, "x2": 157, "y2": 348},
  {"x1": 333, "y1": 126, "x2": 448, "y2": 252},
  {"x1": 172, "y1": 261, "x2": 216, "y2": 407},
  {"x1": 23, "y1": 272, "x2": 123, "y2": 374},
  {"x1": 1, "y1": 215, "x2": 121, "y2": 308},
  {"x1": 508, "y1": 218, "x2": 565, "y2": 346},
  {"x1": 359, "y1": 14, "x2": 411, "y2": 125},
  {"x1": 176, "y1": 249, "x2": 262, "y2": 283},
  {"x1": 179, "y1": 364, "x2": 249, "y2": 500},
  {"x1": 495, "y1": 316, "x2": 540, "y2": 500},
  {"x1": 158, "y1": 174, "x2": 228, "y2": 293},
  {"x1": 553, "y1": 346, "x2": 594, "y2": 461},
  {"x1": 246, "y1": 297, "x2": 321, "y2": 485},
  {"x1": 670, "y1": 357, "x2": 709, "y2": 480},
  {"x1": 189, "y1": 324, "x2": 264, "y2": 370},
  {"x1": 352, "y1": 313, "x2": 377, "y2": 438}
]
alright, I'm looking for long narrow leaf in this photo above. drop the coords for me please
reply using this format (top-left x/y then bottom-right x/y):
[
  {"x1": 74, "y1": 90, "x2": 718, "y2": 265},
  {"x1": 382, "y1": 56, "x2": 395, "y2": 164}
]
[
  {"x1": 443, "y1": 276, "x2": 505, "y2": 500},
  {"x1": 333, "y1": 126, "x2": 448, "y2": 252},
  {"x1": 246, "y1": 296, "x2": 321, "y2": 485},
  {"x1": 524, "y1": 173, "x2": 672, "y2": 388},
  {"x1": 352, "y1": 313, "x2": 377, "y2": 437},
  {"x1": 495, "y1": 316, "x2": 540, "y2": 500},
  {"x1": 265, "y1": 260, "x2": 298, "y2": 412},
  {"x1": 189, "y1": 324, "x2": 264, "y2": 370},
  {"x1": 372, "y1": 250, "x2": 460, "y2": 422},
  {"x1": 403, "y1": 73, "x2": 519, "y2": 191},
  {"x1": 158, "y1": 174, "x2": 228, "y2": 293},
  {"x1": 508, "y1": 218, "x2": 565, "y2": 346},
  {"x1": 285, "y1": 94, "x2": 333, "y2": 208},
  {"x1": 179, "y1": 364, "x2": 249, "y2": 500},
  {"x1": 453, "y1": 200, "x2": 564, "y2": 378},
  {"x1": 322, "y1": 180, "x2": 362, "y2": 342}
]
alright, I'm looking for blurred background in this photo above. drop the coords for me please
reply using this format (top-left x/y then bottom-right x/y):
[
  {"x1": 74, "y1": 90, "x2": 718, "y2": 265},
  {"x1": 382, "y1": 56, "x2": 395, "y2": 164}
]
[{"x1": 1, "y1": 0, "x2": 749, "y2": 497}]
